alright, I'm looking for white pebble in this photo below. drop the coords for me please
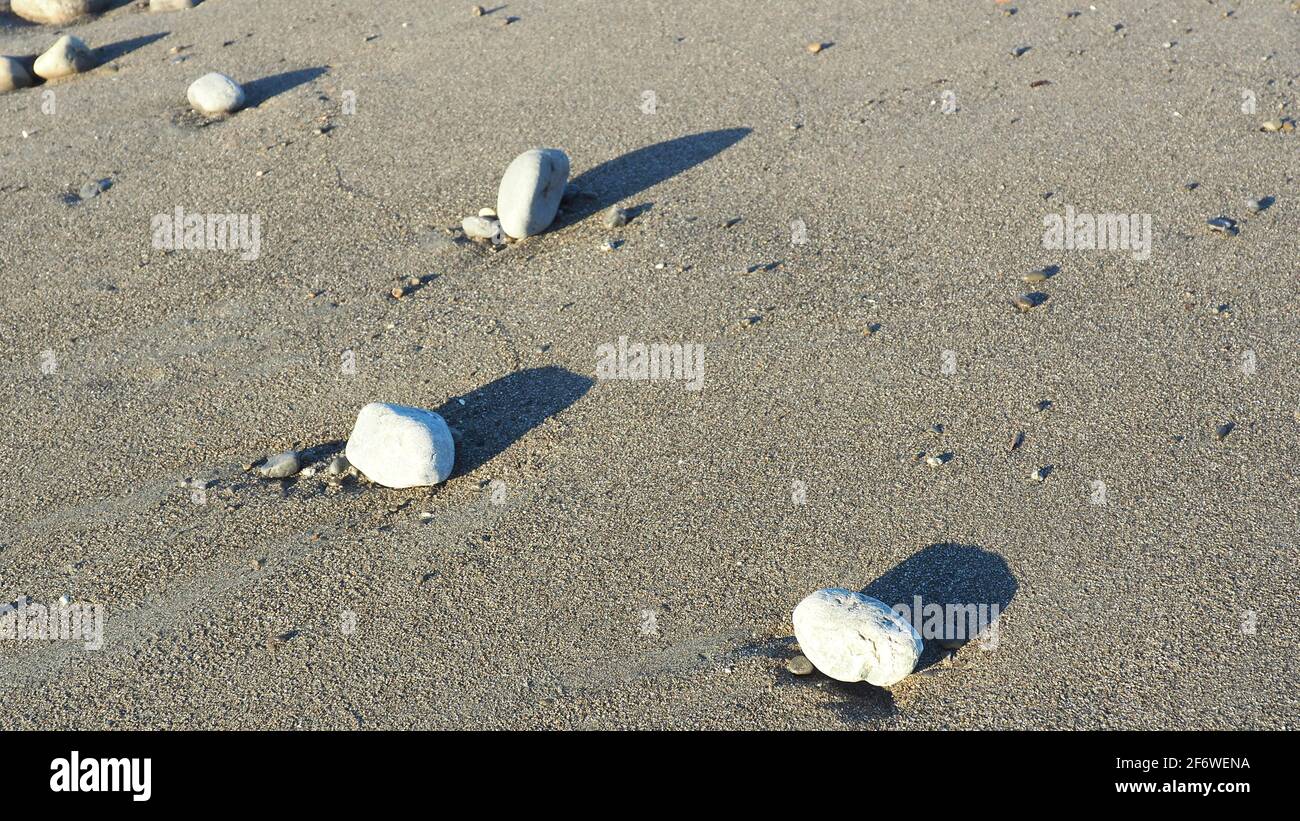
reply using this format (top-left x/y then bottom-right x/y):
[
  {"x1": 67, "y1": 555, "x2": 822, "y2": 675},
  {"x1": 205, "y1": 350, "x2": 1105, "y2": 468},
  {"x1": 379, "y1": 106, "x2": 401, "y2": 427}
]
[
  {"x1": 11, "y1": 0, "x2": 107, "y2": 26},
  {"x1": 345, "y1": 402, "x2": 455, "y2": 488},
  {"x1": 792, "y1": 588, "x2": 923, "y2": 686},
  {"x1": 34, "y1": 35, "x2": 95, "y2": 80},
  {"x1": 461, "y1": 215, "x2": 504, "y2": 243},
  {"x1": 187, "y1": 72, "x2": 245, "y2": 116},
  {"x1": 495, "y1": 148, "x2": 570, "y2": 238}
]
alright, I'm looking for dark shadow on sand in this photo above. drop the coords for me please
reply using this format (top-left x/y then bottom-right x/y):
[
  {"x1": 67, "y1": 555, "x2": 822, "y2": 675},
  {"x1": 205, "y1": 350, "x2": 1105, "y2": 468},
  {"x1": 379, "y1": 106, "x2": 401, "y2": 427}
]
[
  {"x1": 554, "y1": 128, "x2": 750, "y2": 227},
  {"x1": 434, "y1": 366, "x2": 593, "y2": 476},
  {"x1": 862, "y1": 542, "x2": 1018, "y2": 673},
  {"x1": 0, "y1": 14, "x2": 37, "y2": 31},
  {"x1": 244, "y1": 66, "x2": 328, "y2": 107},
  {"x1": 96, "y1": 32, "x2": 170, "y2": 63}
]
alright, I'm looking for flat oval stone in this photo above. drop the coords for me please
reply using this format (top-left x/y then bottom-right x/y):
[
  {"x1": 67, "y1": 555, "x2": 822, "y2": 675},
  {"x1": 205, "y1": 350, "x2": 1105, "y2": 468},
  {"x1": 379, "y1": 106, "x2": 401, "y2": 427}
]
[
  {"x1": 496, "y1": 148, "x2": 570, "y2": 239},
  {"x1": 258, "y1": 450, "x2": 300, "y2": 479},
  {"x1": 150, "y1": 0, "x2": 196, "y2": 10},
  {"x1": 786, "y1": 654, "x2": 815, "y2": 675},
  {"x1": 461, "y1": 215, "x2": 503, "y2": 242},
  {"x1": 792, "y1": 588, "x2": 923, "y2": 686},
  {"x1": 0, "y1": 57, "x2": 34, "y2": 94},
  {"x1": 345, "y1": 402, "x2": 455, "y2": 488},
  {"x1": 187, "y1": 72, "x2": 245, "y2": 116},
  {"x1": 12, "y1": 0, "x2": 107, "y2": 25},
  {"x1": 34, "y1": 35, "x2": 96, "y2": 80}
]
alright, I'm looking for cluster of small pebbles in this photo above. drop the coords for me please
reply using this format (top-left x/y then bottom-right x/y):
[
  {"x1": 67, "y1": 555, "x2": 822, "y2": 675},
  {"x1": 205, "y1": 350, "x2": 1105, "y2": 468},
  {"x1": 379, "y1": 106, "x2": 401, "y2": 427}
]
[
  {"x1": 915, "y1": 399, "x2": 1055, "y2": 486},
  {"x1": 1, "y1": 0, "x2": 239, "y2": 125},
  {"x1": 1012, "y1": 267, "x2": 1054, "y2": 313},
  {"x1": 1258, "y1": 117, "x2": 1295, "y2": 133}
]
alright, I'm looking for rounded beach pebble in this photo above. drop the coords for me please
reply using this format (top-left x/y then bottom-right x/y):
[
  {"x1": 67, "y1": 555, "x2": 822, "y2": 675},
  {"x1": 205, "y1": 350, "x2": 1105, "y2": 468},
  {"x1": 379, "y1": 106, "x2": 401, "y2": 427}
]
[
  {"x1": 792, "y1": 588, "x2": 923, "y2": 686},
  {"x1": 258, "y1": 450, "x2": 300, "y2": 479},
  {"x1": 496, "y1": 148, "x2": 570, "y2": 239},
  {"x1": 187, "y1": 72, "x2": 245, "y2": 116},
  {"x1": 34, "y1": 35, "x2": 95, "y2": 80},
  {"x1": 12, "y1": 0, "x2": 107, "y2": 25},
  {"x1": 1, "y1": 57, "x2": 34, "y2": 94},
  {"x1": 461, "y1": 215, "x2": 503, "y2": 243},
  {"x1": 345, "y1": 402, "x2": 456, "y2": 489},
  {"x1": 150, "y1": 0, "x2": 196, "y2": 10}
]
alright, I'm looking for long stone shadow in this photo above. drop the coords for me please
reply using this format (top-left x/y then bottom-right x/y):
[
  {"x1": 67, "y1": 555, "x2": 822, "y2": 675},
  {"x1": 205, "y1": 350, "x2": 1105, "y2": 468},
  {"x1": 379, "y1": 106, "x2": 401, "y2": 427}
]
[
  {"x1": 862, "y1": 542, "x2": 1018, "y2": 672},
  {"x1": 244, "y1": 66, "x2": 328, "y2": 107},
  {"x1": 97, "y1": 32, "x2": 169, "y2": 63},
  {"x1": 434, "y1": 366, "x2": 593, "y2": 476},
  {"x1": 554, "y1": 128, "x2": 751, "y2": 227}
]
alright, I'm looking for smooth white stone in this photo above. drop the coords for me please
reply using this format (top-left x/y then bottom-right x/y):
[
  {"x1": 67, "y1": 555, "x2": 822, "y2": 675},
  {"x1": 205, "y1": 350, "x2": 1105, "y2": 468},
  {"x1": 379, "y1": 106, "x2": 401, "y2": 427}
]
[
  {"x1": 345, "y1": 402, "x2": 455, "y2": 489},
  {"x1": 187, "y1": 72, "x2": 245, "y2": 116},
  {"x1": 12, "y1": 0, "x2": 107, "y2": 25},
  {"x1": 150, "y1": 0, "x2": 196, "y2": 11},
  {"x1": 495, "y1": 148, "x2": 569, "y2": 239},
  {"x1": 33, "y1": 35, "x2": 95, "y2": 80},
  {"x1": 461, "y1": 215, "x2": 503, "y2": 243},
  {"x1": 792, "y1": 588, "x2": 923, "y2": 686}
]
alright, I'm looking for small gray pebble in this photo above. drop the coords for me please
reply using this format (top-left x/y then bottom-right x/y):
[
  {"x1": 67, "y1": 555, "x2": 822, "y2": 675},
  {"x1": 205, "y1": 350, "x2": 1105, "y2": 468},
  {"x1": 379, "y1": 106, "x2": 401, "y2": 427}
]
[
  {"x1": 78, "y1": 179, "x2": 109, "y2": 201},
  {"x1": 603, "y1": 206, "x2": 629, "y2": 228},
  {"x1": 328, "y1": 455, "x2": 350, "y2": 476},
  {"x1": 786, "y1": 654, "x2": 815, "y2": 675},
  {"x1": 1207, "y1": 216, "x2": 1238, "y2": 235},
  {"x1": 259, "y1": 450, "x2": 300, "y2": 479}
]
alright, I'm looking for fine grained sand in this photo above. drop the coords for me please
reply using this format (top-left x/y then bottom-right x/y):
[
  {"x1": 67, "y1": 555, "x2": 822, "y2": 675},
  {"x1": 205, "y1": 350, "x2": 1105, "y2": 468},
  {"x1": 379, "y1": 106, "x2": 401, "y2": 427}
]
[{"x1": 0, "y1": 0, "x2": 1296, "y2": 729}]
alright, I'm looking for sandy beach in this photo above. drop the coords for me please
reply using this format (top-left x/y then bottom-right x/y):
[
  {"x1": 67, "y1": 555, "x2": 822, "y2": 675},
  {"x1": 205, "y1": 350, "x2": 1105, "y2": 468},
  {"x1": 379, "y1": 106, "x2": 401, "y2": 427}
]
[{"x1": 1, "y1": 0, "x2": 1296, "y2": 729}]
